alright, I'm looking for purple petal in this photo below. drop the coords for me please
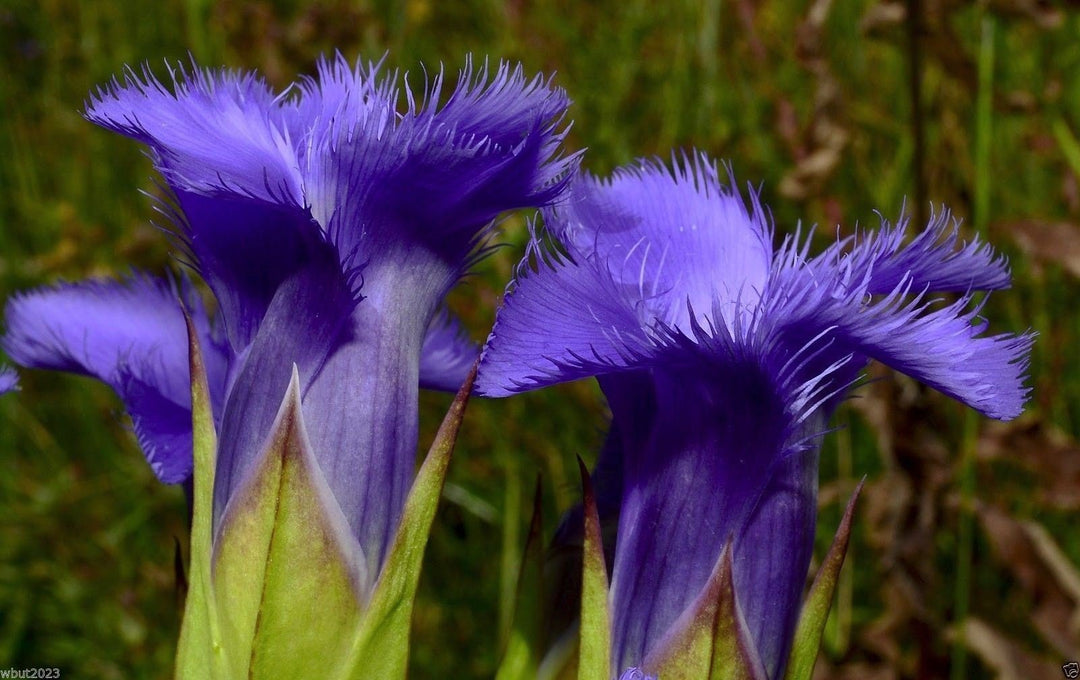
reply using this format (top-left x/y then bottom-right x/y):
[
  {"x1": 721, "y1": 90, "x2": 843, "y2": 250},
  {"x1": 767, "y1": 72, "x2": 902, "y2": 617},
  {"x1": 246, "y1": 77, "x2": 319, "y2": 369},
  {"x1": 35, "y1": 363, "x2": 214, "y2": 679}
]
[
  {"x1": 282, "y1": 53, "x2": 390, "y2": 153},
  {"x1": 419, "y1": 309, "x2": 477, "y2": 392},
  {"x1": 3, "y1": 273, "x2": 229, "y2": 482},
  {"x1": 558, "y1": 157, "x2": 773, "y2": 332},
  {"x1": 212, "y1": 248, "x2": 357, "y2": 534},
  {"x1": 833, "y1": 294, "x2": 1032, "y2": 420},
  {"x1": 120, "y1": 370, "x2": 200, "y2": 483},
  {"x1": 94, "y1": 55, "x2": 578, "y2": 577},
  {"x1": 731, "y1": 434, "x2": 821, "y2": 679},
  {"x1": 475, "y1": 238, "x2": 650, "y2": 397},
  {"x1": 298, "y1": 309, "x2": 425, "y2": 577},
  {"x1": 215, "y1": 269, "x2": 429, "y2": 575},
  {"x1": 305, "y1": 58, "x2": 575, "y2": 284},
  {"x1": 85, "y1": 62, "x2": 334, "y2": 355},
  {"x1": 476, "y1": 156, "x2": 774, "y2": 396},
  {"x1": 763, "y1": 250, "x2": 1033, "y2": 421},
  {"x1": 812, "y1": 207, "x2": 1012, "y2": 295},
  {"x1": 206, "y1": 237, "x2": 440, "y2": 576},
  {"x1": 617, "y1": 668, "x2": 657, "y2": 680},
  {"x1": 173, "y1": 190, "x2": 327, "y2": 351},
  {"x1": 0, "y1": 366, "x2": 18, "y2": 394},
  {"x1": 421, "y1": 58, "x2": 571, "y2": 152},
  {"x1": 85, "y1": 62, "x2": 303, "y2": 205},
  {"x1": 482, "y1": 156, "x2": 1031, "y2": 418},
  {"x1": 607, "y1": 369, "x2": 794, "y2": 671}
]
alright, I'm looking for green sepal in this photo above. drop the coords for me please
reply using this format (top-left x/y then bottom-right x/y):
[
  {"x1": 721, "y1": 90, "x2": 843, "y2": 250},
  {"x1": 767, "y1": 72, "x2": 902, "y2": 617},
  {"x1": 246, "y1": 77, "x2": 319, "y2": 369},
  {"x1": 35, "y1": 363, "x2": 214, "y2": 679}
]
[
  {"x1": 175, "y1": 313, "x2": 227, "y2": 680},
  {"x1": 496, "y1": 476, "x2": 546, "y2": 680},
  {"x1": 641, "y1": 543, "x2": 767, "y2": 680},
  {"x1": 338, "y1": 363, "x2": 477, "y2": 680},
  {"x1": 783, "y1": 481, "x2": 863, "y2": 680},
  {"x1": 577, "y1": 457, "x2": 611, "y2": 680},
  {"x1": 211, "y1": 367, "x2": 368, "y2": 679}
]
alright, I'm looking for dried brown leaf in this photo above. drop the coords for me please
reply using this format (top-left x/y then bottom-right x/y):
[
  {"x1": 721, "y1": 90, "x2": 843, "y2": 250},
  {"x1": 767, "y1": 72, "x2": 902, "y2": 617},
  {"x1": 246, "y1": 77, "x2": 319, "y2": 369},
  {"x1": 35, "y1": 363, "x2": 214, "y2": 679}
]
[
  {"x1": 778, "y1": 0, "x2": 849, "y2": 201},
  {"x1": 997, "y1": 220, "x2": 1080, "y2": 279},
  {"x1": 812, "y1": 659, "x2": 898, "y2": 680},
  {"x1": 955, "y1": 617, "x2": 1062, "y2": 680},
  {"x1": 979, "y1": 417, "x2": 1080, "y2": 510},
  {"x1": 976, "y1": 503, "x2": 1080, "y2": 658},
  {"x1": 859, "y1": 1, "x2": 904, "y2": 35},
  {"x1": 987, "y1": 0, "x2": 1063, "y2": 28}
]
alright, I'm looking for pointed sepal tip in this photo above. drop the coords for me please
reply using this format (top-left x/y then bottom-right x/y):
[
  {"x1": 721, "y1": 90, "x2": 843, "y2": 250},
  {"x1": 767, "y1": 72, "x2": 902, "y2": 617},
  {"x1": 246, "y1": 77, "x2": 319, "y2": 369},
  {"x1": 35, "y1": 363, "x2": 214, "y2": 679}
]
[{"x1": 782, "y1": 479, "x2": 864, "y2": 680}]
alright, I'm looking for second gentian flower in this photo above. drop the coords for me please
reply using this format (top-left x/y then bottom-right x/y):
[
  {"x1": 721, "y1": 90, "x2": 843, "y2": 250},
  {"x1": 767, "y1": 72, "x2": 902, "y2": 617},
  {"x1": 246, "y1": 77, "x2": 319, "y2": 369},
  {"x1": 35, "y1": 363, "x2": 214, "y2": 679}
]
[{"x1": 476, "y1": 154, "x2": 1032, "y2": 679}]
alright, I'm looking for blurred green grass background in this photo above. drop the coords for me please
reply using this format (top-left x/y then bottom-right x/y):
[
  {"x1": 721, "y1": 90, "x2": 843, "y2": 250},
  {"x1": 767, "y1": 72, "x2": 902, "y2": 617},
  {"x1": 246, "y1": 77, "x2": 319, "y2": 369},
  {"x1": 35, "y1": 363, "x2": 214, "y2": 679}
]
[{"x1": 1, "y1": 0, "x2": 1079, "y2": 678}]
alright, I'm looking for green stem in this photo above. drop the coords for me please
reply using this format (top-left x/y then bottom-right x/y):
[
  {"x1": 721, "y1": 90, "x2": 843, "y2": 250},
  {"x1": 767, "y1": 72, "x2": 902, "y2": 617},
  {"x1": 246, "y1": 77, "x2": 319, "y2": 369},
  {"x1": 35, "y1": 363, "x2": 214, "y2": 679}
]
[
  {"x1": 499, "y1": 456, "x2": 523, "y2": 647},
  {"x1": 906, "y1": 0, "x2": 926, "y2": 228},
  {"x1": 951, "y1": 13, "x2": 994, "y2": 680}
]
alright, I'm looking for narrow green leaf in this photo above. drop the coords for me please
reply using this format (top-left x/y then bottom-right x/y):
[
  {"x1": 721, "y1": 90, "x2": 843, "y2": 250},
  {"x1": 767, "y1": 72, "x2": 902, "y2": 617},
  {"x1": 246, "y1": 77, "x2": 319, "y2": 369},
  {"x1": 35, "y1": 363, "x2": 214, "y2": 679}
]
[
  {"x1": 496, "y1": 476, "x2": 546, "y2": 680},
  {"x1": 783, "y1": 481, "x2": 864, "y2": 680},
  {"x1": 212, "y1": 367, "x2": 367, "y2": 680},
  {"x1": 1052, "y1": 117, "x2": 1080, "y2": 181},
  {"x1": 642, "y1": 544, "x2": 766, "y2": 680},
  {"x1": 499, "y1": 458, "x2": 525, "y2": 648},
  {"x1": 340, "y1": 363, "x2": 478, "y2": 680},
  {"x1": 577, "y1": 457, "x2": 611, "y2": 680},
  {"x1": 174, "y1": 313, "x2": 226, "y2": 680}
]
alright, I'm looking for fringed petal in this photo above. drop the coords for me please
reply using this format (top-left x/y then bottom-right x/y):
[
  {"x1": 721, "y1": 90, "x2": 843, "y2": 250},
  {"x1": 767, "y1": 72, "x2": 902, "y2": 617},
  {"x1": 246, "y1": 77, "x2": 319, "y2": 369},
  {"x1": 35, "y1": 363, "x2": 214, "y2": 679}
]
[
  {"x1": 85, "y1": 61, "x2": 303, "y2": 206},
  {"x1": 763, "y1": 255, "x2": 1033, "y2": 421},
  {"x1": 2, "y1": 273, "x2": 228, "y2": 482},
  {"x1": 283, "y1": 53, "x2": 391, "y2": 158},
  {"x1": 83, "y1": 55, "x2": 576, "y2": 574},
  {"x1": 418, "y1": 309, "x2": 477, "y2": 392},
  {"x1": 479, "y1": 152, "x2": 1033, "y2": 679},
  {"x1": 811, "y1": 207, "x2": 1012, "y2": 296},
  {"x1": 475, "y1": 236, "x2": 650, "y2": 397},
  {"x1": 305, "y1": 57, "x2": 576, "y2": 281},
  {"x1": 417, "y1": 57, "x2": 570, "y2": 152},
  {"x1": 557, "y1": 155, "x2": 773, "y2": 332},
  {"x1": 121, "y1": 370, "x2": 201, "y2": 483},
  {"x1": 476, "y1": 156, "x2": 775, "y2": 396},
  {"x1": 834, "y1": 292, "x2": 1032, "y2": 420}
]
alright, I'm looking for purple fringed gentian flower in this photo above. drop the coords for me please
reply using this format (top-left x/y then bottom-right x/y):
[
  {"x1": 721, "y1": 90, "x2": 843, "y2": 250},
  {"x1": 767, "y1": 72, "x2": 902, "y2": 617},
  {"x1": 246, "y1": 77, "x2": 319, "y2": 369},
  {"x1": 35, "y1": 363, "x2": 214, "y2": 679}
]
[
  {"x1": 475, "y1": 154, "x2": 1032, "y2": 677},
  {"x1": 4, "y1": 55, "x2": 575, "y2": 592}
]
